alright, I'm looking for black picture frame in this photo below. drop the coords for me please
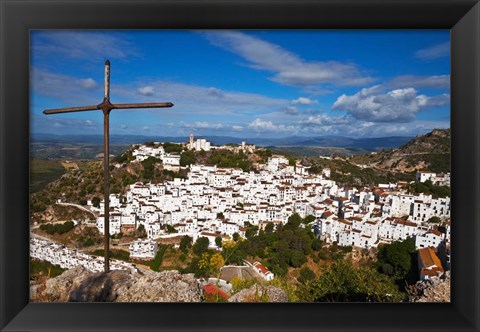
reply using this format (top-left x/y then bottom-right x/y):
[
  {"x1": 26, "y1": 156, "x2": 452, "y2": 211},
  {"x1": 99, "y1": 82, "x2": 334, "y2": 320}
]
[{"x1": 1, "y1": 0, "x2": 479, "y2": 331}]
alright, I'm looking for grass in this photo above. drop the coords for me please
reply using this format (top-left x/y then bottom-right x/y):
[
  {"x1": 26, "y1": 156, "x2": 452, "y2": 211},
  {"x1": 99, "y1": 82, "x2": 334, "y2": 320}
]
[
  {"x1": 149, "y1": 245, "x2": 169, "y2": 271},
  {"x1": 30, "y1": 159, "x2": 65, "y2": 193},
  {"x1": 30, "y1": 258, "x2": 65, "y2": 278}
]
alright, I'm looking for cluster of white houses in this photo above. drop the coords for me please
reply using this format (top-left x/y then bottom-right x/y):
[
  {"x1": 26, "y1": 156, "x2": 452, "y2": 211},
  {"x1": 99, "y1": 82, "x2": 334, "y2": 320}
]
[
  {"x1": 129, "y1": 239, "x2": 158, "y2": 259},
  {"x1": 131, "y1": 135, "x2": 256, "y2": 170},
  {"x1": 30, "y1": 238, "x2": 137, "y2": 273},
  {"x1": 415, "y1": 171, "x2": 450, "y2": 187},
  {"x1": 132, "y1": 145, "x2": 181, "y2": 171},
  {"x1": 94, "y1": 150, "x2": 451, "y2": 257}
]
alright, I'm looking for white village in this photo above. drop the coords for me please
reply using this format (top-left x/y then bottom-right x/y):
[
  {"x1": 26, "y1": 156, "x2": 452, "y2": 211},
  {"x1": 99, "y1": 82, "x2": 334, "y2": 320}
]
[{"x1": 31, "y1": 135, "x2": 451, "y2": 283}]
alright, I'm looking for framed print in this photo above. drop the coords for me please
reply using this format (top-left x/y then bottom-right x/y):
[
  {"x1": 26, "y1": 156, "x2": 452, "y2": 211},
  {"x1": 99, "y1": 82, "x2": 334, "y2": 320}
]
[{"x1": 1, "y1": 0, "x2": 480, "y2": 331}]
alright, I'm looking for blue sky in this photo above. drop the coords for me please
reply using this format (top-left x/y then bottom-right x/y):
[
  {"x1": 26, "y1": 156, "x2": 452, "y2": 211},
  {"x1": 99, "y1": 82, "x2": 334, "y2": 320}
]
[{"x1": 30, "y1": 30, "x2": 450, "y2": 138}]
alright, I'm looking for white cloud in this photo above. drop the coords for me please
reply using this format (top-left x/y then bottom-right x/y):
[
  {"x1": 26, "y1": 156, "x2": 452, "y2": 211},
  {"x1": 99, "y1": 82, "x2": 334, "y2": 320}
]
[
  {"x1": 31, "y1": 68, "x2": 100, "y2": 105},
  {"x1": 79, "y1": 78, "x2": 98, "y2": 90},
  {"x1": 298, "y1": 114, "x2": 349, "y2": 127},
  {"x1": 235, "y1": 114, "x2": 449, "y2": 138},
  {"x1": 114, "y1": 80, "x2": 289, "y2": 116},
  {"x1": 204, "y1": 31, "x2": 374, "y2": 88},
  {"x1": 414, "y1": 42, "x2": 449, "y2": 60},
  {"x1": 283, "y1": 106, "x2": 298, "y2": 115},
  {"x1": 47, "y1": 118, "x2": 98, "y2": 129},
  {"x1": 388, "y1": 75, "x2": 449, "y2": 89},
  {"x1": 181, "y1": 121, "x2": 245, "y2": 132},
  {"x1": 332, "y1": 86, "x2": 449, "y2": 123},
  {"x1": 247, "y1": 118, "x2": 297, "y2": 133},
  {"x1": 83, "y1": 120, "x2": 96, "y2": 127},
  {"x1": 32, "y1": 31, "x2": 139, "y2": 61},
  {"x1": 291, "y1": 97, "x2": 317, "y2": 105},
  {"x1": 138, "y1": 86, "x2": 155, "y2": 96},
  {"x1": 207, "y1": 87, "x2": 224, "y2": 98},
  {"x1": 31, "y1": 68, "x2": 290, "y2": 118},
  {"x1": 182, "y1": 122, "x2": 226, "y2": 130}
]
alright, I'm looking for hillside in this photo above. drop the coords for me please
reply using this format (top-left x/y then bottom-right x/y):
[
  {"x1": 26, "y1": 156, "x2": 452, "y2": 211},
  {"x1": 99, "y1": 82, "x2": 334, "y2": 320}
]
[
  {"x1": 349, "y1": 129, "x2": 450, "y2": 173},
  {"x1": 30, "y1": 143, "x2": 270, "y2": 223}
]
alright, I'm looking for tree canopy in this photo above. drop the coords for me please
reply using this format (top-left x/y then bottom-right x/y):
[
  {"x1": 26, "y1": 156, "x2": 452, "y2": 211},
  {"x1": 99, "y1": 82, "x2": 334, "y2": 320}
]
[
  {"x1": 299, "y1": 260, "x2": 403, "y2": 302},
  {"x1": 192, "y1": 237, "x2": 210, "y2": 256}
]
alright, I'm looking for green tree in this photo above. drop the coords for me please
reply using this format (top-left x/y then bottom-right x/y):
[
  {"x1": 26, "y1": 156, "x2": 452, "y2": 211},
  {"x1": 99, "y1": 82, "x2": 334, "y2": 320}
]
[
  {"x1": 311, "y1": 238, "x2": 322, "y2": 251},
  {"x1": 264, "y1": 222, "x2": 274, "y2": 234},
  {"x1": 232, "y1": 232, "x2": 240, "y2": 241},
  {"x1": 215, "y1": 236, "x2": 223, "y2": 248},
  {"x1": 193, "y1": 237, "x2": 210, "y2": 256},
  {"x1": 180, "y1": 235, "x2": 192, "y2": 251},
  {"x1": 377, "y1": 237, "x2": 416, "y2": 281},
  {"x1": 245, "y1": 226, "x2": 258, "y2": 240},
  {"x1": 163, "y1": 142, "x2": 183, "y2": 153},
  {"x1": 92, "y1": 196, "x2": 101, "y2": 208},
  {"x1": 300, "y1": 260, "x2": 403, "y2": 302},
  {"x1": 86, "y1": 184, "x2": 96, "y2": 194},
  {"x1": 286, "y1": 213, "x2": 302, "y2": 230},
  {"x1": 298, "y1": 266, "x2": 316, "y2": 284},
  {"x1": 427, "y1": 216, "x2": 441, "y2": 223},
  {"x1": 136, "y1": 224, "x2": 147, "y2": 238},
  {"x1": 180, "y1": 150, "x2": 196, "y2": 167},
  {"x1": 303, "y1": 215, "x2": 316, "y2": 224},
  {"x1": 166, "y1": 225, "x2": 177, "y2": 233},
  {"x1": 290, "y1": 250, "x2": 307, "y2": 268}
]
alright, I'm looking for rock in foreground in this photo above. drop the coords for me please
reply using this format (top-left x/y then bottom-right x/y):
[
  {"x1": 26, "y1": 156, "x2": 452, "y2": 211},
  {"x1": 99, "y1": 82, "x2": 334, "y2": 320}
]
[
  {"x1": 408, "y1": 271, "x2": 450, "y2": 302},
  {"x1": 228, "y1": 284, "x2": 288, "y2": 302},
  {"x1": 35, "y1": 266, "x2": 203, "y2": 302}
]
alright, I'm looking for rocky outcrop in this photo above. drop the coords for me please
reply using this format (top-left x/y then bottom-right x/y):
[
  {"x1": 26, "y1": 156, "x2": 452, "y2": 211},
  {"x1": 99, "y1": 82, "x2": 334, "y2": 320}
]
[
  {"x1": 115, "y1": 270, "x2": 203, "y2": 302},
  {"x1": 408, "y1": 271, "x2": 450, "y2": 302},
  {"x1": 228, "y1": 284, "x2": 288, "y2": 302},
  {"x1": 35, "y1": 266, "x2": 203, "y2": 302}
]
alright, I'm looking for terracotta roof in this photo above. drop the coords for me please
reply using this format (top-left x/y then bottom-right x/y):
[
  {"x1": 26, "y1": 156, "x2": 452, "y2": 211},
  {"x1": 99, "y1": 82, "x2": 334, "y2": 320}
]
[
  {"x1": 418, "y1": 247, "x2": 444, "y2": 271},
  {"x1": 253, "y1": 261, "x2": 272, "y2": 275},
  {"x1": 338, "y1": 219, "x2": 352, "y2": 226},
  {"x1": 203, "y1": 284, "x2": 230, "y2": 300}
]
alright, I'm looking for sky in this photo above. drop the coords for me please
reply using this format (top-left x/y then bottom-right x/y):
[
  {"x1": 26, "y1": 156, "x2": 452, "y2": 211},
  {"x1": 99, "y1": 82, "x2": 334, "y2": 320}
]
[{"x1": 30, "y1": 30, "x2": 450, "y2": 138}]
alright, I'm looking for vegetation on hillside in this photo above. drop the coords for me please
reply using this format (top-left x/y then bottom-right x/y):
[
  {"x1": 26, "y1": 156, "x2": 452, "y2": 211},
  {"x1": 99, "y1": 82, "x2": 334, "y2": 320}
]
[
  {"x1": 39, "y1": 221, "x2": 75, "y2": 235},
  {"x1": 349, "y1": 128, "x2": 451, "y2": 173},
  {"x1": 297, "y1": 259, "x2": 404, "y2": 302},
  {"x1": 408, "y1": 180, "x2": 450, "y2": 198},
  {"x1": 30, "y1": 159, "x2": 66, "y2": 193},
  {"x1": 30, "y1": 258, "x2": 66, "y2": 279}
]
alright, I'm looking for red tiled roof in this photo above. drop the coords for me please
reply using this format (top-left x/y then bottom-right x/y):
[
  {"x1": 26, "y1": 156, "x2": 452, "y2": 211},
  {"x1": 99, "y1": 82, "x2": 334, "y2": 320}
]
[
  {"x1": 203, "y1": 284, "x2": 230, "y2": 300},
  {"x1": 253, "y1": 261, "x2": 271, "y2": 275}
]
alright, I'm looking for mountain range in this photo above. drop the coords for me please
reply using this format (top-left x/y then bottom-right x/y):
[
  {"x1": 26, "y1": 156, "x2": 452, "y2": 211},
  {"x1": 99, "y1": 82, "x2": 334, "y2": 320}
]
[{"x1": 31, "y1": 133, "x2": 413, "y2": 151}]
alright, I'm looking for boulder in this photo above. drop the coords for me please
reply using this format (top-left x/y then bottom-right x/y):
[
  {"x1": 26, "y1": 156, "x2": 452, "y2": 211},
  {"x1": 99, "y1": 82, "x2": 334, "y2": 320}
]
[
  {"x1": 115, "y1": 270, "x2": 203, "y2": 302},
  {"x1": 36, "y1": 266, "x2": 203, "y2": 302},
  {"x1": 408, "y1": 271, "x2": 450, "y2": 302},
  {"x1": 228, "y1": 284, "x2": 288, "y2": 302}
]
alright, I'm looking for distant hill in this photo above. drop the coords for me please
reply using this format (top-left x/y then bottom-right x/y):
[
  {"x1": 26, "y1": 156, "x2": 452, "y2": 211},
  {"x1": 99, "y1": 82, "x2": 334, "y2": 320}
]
[
  {"x1": 31, "y1": 133, "x2": 413, "y2": 155},
  {"x1": 349, "y1": 129, "x2": 450, "y2": 173}
]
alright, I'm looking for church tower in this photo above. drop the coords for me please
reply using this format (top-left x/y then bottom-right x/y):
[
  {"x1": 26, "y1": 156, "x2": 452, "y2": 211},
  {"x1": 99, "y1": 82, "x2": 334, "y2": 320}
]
[{"x1": 189, "y1": 133, "x2": 194, "y2": 149}]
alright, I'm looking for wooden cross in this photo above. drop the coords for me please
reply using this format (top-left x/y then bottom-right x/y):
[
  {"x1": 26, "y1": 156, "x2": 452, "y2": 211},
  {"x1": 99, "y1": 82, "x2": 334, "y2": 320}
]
[{"x1": 43, "y1": 60, "x2": 173, "y2": 272}]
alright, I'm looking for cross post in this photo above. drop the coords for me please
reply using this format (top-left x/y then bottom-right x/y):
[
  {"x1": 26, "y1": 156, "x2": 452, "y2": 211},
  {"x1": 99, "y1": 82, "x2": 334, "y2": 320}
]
[{"x1": 43, "y1": 60, "x2": 174, "y2": 272}]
